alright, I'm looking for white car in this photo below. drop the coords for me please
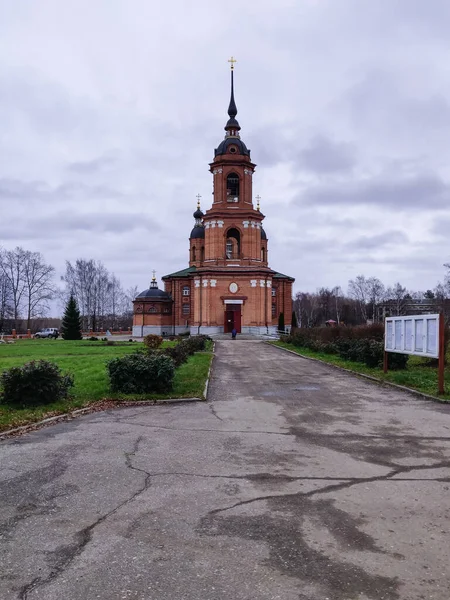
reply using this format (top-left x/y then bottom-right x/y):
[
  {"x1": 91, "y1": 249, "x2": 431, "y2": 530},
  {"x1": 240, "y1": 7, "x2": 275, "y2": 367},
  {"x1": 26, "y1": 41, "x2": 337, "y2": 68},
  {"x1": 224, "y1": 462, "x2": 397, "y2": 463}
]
[{"x1": 34, "y1": 328, "x2": 59, "y2": 339}]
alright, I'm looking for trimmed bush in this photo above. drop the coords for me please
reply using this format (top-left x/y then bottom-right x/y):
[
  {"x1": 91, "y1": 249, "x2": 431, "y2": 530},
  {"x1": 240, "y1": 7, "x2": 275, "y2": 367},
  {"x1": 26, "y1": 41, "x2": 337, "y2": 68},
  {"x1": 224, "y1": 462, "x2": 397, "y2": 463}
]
[
  {"x1": 181, "y1": 335, "x2": 209, "y2": 354},
  {"x1": 285, "y1": 326, "x2": 408, "y2": 370},
  {"x1": 0, "y1": 360, "x2": 74, "y2": 407},
  {"x1": 143, "y1": 334, "x2": 163, "y2": 350},
  {"x1": 161, "y1": 335, "x2": 210, "y2": 367},
  {"x1": 163, "y1": 344, "x2": 189, "y2": 367},
  {"x1": 107, "y1": 353, "x2": 174, "y2": 394}
]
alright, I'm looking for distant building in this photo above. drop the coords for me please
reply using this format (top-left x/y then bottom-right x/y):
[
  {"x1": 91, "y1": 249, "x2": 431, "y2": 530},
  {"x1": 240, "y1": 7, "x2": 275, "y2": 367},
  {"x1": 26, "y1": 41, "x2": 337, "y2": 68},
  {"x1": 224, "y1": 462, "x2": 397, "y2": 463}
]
[
  {"x1": 133, "y1": 64, "x2": 294, "y2": 336},
  {"x1": 377, "y1": 299, "x2": 450, "y2": 321}
]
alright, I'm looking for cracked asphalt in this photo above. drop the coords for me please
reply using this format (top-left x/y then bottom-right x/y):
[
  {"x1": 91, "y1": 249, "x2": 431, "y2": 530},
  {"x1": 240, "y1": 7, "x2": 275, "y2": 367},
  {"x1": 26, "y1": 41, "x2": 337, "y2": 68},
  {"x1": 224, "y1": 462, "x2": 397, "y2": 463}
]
[{"x1": 1, "y1": 340, "x2": 450, "y2": 600}]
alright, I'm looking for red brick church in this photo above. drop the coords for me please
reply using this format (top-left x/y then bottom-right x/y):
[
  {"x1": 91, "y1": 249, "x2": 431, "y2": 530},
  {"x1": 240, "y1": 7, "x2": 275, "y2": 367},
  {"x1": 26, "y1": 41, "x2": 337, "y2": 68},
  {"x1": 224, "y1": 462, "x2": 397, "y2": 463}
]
[{"x1": 133, "y1": 63, "x2": 294, "y2": 336}]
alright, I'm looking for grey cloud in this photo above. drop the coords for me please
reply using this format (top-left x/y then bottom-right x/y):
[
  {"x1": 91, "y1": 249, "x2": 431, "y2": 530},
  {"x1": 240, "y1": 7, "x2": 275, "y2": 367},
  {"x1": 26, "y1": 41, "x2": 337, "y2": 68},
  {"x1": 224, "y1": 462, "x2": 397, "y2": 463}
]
[
  {"x1": 0, "y1": 178, "x2": 125, "y2": 202},
  {"x1": 2, "y1": 1, "x2": 450, "y2": 299},
  {"x1": 0, "y1": 211, "x2": 160, "y2": 241},
  {"x1": 344, "y1": 231, "x2": 409, "y2": 251},
  {"x1": 0, "y1": 178, "x2": 50, "y2": 199},
  {"x1": 301, "y1": 173, "x2": 450, "y2": 210},
  {"x1": 67, "y1": 156, "x2": 117, "y2": 174},
  {"x1": 297, "y1": 136, "x2": 356, "y2": 174},
  {"x1": 432, "y1": 216, "x2": 450, "y2": 237}
]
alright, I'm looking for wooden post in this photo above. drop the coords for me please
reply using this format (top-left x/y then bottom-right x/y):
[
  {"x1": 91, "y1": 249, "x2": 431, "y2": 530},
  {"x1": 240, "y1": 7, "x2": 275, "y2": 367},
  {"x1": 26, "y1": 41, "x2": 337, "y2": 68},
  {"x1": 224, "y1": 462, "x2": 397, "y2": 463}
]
[
  {"x1": 383, "y1": 350, "x2": 388, "y2": 374},
  {"x1": 438, "y1": 312, "x2": 445, "y2": 395}
]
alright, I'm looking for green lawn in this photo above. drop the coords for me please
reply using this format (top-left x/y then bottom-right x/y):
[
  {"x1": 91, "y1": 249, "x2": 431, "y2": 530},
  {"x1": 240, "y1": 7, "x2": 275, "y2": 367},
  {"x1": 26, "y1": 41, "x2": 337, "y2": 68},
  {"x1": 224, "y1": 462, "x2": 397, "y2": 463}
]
[
  {"x1": 0, "y1": 339, "x2": 213, "y2": 431},
  {"x1": 272, "y1": 341, "x2": 450, "y2": 402}
]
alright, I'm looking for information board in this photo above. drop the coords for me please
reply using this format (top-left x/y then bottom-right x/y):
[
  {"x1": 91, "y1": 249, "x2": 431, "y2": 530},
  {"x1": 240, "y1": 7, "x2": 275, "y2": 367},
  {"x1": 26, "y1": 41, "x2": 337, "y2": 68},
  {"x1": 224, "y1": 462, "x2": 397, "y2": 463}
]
[{"x1": 384, "y1": 314, "x2": 439, "y2": 358}]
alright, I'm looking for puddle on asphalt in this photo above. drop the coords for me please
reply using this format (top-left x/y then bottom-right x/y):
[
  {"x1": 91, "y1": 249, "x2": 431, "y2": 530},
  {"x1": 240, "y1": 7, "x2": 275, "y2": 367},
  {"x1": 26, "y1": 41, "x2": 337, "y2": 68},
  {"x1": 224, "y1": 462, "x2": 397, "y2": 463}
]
[{"x1": 294, "y1": 386, "x2": 320, "y2": 391}]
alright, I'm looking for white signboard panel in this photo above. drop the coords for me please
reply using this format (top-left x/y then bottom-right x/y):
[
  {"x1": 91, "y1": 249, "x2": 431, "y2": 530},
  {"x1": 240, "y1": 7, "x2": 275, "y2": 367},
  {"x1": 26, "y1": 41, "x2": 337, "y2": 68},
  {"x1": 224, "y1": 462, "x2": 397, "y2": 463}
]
[{"x1": 384, "y1": 314, "x2": 439, "y2": 358}]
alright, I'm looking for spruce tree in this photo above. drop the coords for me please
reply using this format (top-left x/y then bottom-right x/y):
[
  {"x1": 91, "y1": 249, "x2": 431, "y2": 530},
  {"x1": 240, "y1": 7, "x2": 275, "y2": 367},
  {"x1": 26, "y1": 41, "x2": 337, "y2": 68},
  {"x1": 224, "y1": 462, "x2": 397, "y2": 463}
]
[
  {"x1": 278, "y1": 312, "x2": 285, "y2": 332},
  {"x1": 291, "y1": 311, "x2": 298, "y2": 329},
  {"x1": 61, "y1": 295, "x2": 82, "y2": 340}
]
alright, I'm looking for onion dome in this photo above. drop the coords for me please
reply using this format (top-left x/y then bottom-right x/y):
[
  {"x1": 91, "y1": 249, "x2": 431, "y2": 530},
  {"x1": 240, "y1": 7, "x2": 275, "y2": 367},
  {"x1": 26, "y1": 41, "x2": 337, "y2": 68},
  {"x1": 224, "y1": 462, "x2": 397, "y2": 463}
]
[
  {"x1": 190, "y1": 225, "x2": 205, "y2": 239},
  {"x1": 190, "y1": 197, "x2": 205, "y2": 239},
  {"x1": 260, "y1": 227, "x2": 267, "y2": 240},
  {"x1": 136, "y1": 273, "x2": 171, "y2": 299}
]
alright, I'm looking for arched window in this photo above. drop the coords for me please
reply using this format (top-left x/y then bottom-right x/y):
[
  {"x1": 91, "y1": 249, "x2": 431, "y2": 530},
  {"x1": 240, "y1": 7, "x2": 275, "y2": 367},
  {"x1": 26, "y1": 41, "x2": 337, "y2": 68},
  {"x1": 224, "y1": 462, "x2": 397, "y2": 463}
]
[
  {"x1": 226, "y1": 173, "x2": 239, "y2": 202},
  {"x1": 201, "y1": 246, "x2": 205, "y2": 262},
  {"x1": 182, "y1": 286, "x2": 190, "y2": 296},
  {"x1": 226, "y1": 228, "x2": 241, "y2": 259},
  {"x1": 261, "y1": 247, "x2": 266, "y2": 262},
  {"x1": 192, "y1": 247, "x2": 196, "y2": 262}
]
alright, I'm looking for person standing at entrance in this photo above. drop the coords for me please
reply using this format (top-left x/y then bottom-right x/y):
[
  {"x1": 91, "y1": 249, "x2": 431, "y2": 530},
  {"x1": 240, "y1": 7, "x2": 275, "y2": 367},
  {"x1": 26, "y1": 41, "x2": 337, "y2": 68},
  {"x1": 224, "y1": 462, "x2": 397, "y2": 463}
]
[{"x1": 231, "y1": 328, "x2": 237, "y2": 340}]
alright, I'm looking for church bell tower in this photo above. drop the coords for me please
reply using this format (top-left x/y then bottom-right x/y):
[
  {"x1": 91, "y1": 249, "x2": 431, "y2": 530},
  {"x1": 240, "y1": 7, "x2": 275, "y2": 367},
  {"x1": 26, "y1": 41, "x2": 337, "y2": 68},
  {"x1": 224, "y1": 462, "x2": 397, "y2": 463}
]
[{"x1": 135, "y1": 59, "x2": 294, "y2": 337}]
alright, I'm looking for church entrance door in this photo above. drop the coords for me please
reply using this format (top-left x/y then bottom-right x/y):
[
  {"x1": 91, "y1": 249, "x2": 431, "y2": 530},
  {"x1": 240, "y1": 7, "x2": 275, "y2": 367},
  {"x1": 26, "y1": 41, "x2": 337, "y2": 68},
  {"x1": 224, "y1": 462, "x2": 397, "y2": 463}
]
[{"x1": 224, "y1": 305, "x2": 241, "y2": 333}]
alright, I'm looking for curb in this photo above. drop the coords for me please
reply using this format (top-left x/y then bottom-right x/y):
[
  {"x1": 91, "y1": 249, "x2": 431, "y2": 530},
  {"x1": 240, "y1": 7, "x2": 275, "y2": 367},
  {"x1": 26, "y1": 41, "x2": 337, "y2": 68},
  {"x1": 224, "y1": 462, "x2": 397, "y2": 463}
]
[
  {"x1": 0, "y1": 397, "x2": 201, "y2": 441},
  {"x1": 268, "y1": 342, "x2": 450, "y2": 405},
  {"x1": 203, "y1": 341, "x2": 216, "y2": 400}
]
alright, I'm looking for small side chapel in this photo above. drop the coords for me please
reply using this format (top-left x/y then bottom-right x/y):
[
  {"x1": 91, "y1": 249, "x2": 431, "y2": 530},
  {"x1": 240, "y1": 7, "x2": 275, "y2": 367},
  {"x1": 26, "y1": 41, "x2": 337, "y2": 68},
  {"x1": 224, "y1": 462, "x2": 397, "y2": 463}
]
[{"x1": 133, "y1": 61, "x2": 294, "y2": 336}]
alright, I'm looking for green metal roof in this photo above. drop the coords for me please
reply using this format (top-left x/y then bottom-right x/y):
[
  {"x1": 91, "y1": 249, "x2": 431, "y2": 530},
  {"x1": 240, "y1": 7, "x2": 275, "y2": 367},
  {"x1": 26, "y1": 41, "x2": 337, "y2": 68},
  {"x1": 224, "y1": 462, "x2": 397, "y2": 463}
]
[
  {"x1": 162, "y1": 266, "x2": 197, "y2": 279},
  {"x1": 272, "y1": 271, "x2": 295, "y2": 281}
]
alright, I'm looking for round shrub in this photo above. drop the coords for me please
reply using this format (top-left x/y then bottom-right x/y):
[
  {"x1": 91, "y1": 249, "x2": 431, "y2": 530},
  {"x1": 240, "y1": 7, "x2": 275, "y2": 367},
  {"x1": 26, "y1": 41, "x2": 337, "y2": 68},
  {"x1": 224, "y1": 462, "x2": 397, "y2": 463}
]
[
  {"x1": 143, "y1": 334, "x2": 163, "y2": 350},
  {"x1": 107, "y1": 353, "x2": 174, "y2": 394},
  {"x1": 387, "y1": 351, "x2": 409, "y2": 370},
  {"x1": 163, "y1": 344, "x2": 189, "y2": 367},
  {"x1": 0, "y1": 360, "x2": 74, "y2": 407}
]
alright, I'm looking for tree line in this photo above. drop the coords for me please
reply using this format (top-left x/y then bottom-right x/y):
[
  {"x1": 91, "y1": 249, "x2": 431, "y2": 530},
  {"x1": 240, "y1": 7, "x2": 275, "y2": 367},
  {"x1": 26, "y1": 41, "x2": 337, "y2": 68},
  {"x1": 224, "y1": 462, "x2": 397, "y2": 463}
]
[
  {"x1": 293, "y1": 265, "x2": 450, "y2": 328},
  {"x1": 0, "y1": 246, "x2": 138, "y2": 333}
]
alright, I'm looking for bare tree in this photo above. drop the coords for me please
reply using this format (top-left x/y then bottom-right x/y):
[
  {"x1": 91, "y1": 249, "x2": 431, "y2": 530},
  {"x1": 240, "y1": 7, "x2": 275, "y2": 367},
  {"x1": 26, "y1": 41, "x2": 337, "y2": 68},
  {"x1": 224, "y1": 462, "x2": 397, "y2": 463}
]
[
  {"x1": 332, "y1": 285, "x2": 343, "y2": 323},
  {"x1": 62, "y1": 259, "x2": 131, "y2": 331},
  {"x1": 348, "y1": 275, "x2": 369, "y2": 322},
  {"x1": 366, "y1": 277, "x2": 385, "y2": 323},
  {"x1": 294, "y1": 292, "x2": 320, "y2": 328},
  {"x1": 23, "y1": 251, "x2": 56, "y2": 329},
  {"x1": 385, "y1": 282, "x2": 408, "y2": 315},
  {"x1": 444, "y1": 263, "x2": 450, "y2": 296},
  {"x1": 0, "y1": 270, "x2": 13, "y2": 331},
  {"x1": 0, "y1": 247, "x2": 28, "y2": 328}
]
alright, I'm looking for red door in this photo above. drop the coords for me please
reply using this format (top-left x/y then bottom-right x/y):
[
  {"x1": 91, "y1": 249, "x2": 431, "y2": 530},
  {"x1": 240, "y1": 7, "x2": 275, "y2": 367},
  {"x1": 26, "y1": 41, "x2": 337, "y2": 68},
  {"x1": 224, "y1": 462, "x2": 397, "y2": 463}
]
[
  {"x1": 224, "y1": 306, "x2": 241, "y2": 333},
  {"x1": 234, "y1": 308, "x2": 241, "y2": 333}
]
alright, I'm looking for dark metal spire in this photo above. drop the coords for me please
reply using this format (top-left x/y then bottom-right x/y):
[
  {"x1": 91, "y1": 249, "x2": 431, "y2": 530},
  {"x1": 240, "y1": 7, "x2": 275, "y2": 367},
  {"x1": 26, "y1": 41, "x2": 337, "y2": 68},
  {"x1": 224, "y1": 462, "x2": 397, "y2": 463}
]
[{"x1": 225, "y1": 57, "x2": 240, "y2": 135}]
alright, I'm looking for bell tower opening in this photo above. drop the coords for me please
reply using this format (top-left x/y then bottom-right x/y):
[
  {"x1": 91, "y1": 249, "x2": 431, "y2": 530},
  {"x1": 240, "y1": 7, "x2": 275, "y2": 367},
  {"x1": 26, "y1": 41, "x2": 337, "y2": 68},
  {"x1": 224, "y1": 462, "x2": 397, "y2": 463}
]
[
  {"x1": 226, "y1": 173, "x2": 240, "y2": 203},
  {"x1": 226, "y1": 228, "x2": 241, "y2": 259}
]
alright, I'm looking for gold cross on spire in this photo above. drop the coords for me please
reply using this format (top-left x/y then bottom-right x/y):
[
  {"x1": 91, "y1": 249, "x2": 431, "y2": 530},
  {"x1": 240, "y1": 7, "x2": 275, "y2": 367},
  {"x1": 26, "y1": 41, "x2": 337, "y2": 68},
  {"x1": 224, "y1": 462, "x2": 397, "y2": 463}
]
[
  {"x1": 152, "y1": 269, "x2": 156, "y2": 281},
  {"x1": 196, "y1": 193, "x2": 202, "y2": 209},
  {"x1": 256, "y1": 194, "x2": 261, "y2": 211},
  {"x1": 228, "y1": 56, "x2": 237, "y2": 71}
]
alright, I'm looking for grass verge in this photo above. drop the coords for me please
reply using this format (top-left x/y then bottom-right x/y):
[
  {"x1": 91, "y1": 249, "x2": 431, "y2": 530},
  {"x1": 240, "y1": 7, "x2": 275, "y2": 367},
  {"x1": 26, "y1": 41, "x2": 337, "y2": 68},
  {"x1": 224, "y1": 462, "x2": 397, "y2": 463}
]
[
  {"x1": 271, "y1": 341, "x2": 450, "y2": 402},
  {"x1": 0, "y1": 339, "x2": 213, "y2": 432}
]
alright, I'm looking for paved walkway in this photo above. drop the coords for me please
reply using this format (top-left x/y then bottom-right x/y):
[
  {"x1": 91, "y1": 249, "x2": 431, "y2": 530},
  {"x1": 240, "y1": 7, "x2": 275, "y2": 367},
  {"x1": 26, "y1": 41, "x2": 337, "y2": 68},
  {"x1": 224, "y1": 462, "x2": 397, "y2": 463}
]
[{"x1": 1, "y1": 341, "x2": 450, "y2": 599}]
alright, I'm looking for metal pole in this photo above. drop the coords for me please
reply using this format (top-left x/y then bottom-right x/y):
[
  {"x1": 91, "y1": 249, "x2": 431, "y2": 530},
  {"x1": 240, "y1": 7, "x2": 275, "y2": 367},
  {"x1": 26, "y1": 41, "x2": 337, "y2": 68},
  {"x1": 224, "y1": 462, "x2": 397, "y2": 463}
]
[{"x1": 438, "y1": 312, "x2": 445, "y2": 395}]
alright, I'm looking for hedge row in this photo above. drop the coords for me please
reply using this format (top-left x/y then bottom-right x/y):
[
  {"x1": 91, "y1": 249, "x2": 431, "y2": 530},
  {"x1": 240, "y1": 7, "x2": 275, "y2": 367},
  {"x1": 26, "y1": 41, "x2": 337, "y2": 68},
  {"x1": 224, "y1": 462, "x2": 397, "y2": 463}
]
[
  {"x1": 282, "y1": 327, "x2": 408, "y2": 370},
  {"x1": 108, "y1": 335, "x2": 211, "y2": 393},
  {"x1": 1, "y1": 336, "x2": 212, "y2": 406}
]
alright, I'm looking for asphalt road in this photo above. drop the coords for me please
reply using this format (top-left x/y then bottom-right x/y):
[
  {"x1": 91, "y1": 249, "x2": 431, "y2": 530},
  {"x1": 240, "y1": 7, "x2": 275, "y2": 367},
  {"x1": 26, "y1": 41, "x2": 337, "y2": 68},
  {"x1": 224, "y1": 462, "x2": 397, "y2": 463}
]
[{"x1": 1, "y1": 340, "x2": 450, "y2": 600}]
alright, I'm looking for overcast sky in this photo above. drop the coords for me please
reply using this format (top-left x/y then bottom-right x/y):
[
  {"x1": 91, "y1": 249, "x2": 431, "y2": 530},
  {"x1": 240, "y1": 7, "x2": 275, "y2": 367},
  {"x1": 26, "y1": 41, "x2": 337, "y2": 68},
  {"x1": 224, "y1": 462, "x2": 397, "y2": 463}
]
[{"x1": 1, "y1": 0, "x2": 450, "y2": 313}]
